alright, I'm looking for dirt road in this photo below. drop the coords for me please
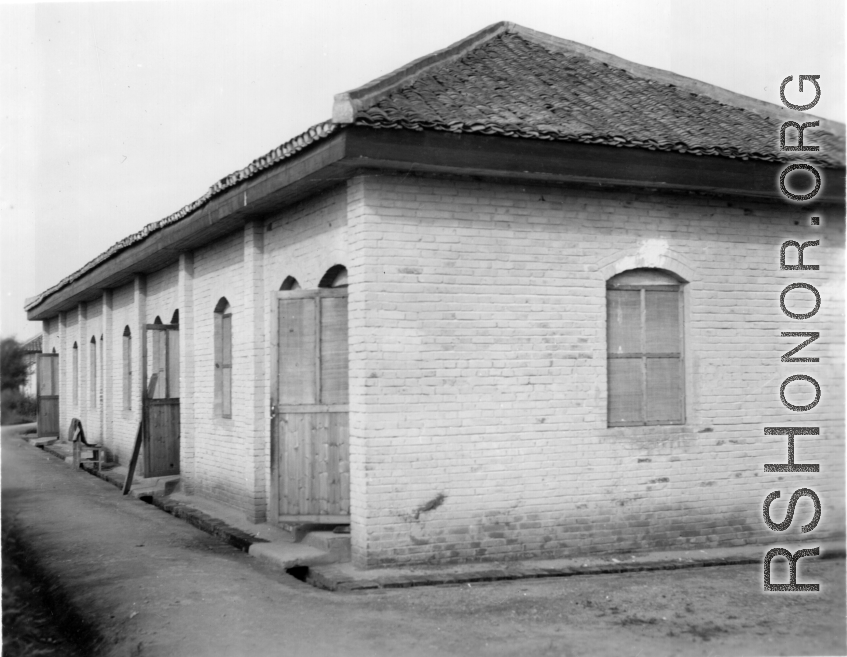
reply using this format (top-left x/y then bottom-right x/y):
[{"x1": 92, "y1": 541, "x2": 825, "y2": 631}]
[{"x1": 3, "y1": 425, "x2": 844, "y2": 657}]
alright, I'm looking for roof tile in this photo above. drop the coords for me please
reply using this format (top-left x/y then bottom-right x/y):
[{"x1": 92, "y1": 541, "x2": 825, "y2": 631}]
[{"x1": 351, "y1": 31, "x2": 844, "y2": 167}]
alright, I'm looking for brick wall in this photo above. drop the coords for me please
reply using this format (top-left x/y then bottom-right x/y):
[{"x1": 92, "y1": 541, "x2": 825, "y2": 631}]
[
  {"x1": 60, "y1": 310, "x2": 78, "y2": 435},
  {"x1": 261, "y1": 185, "x2": 349, "y2": 519},
  {"x1": 41, "y1": 317, "x2": 59, "y2": 354},
  {"x1": 347, "y1": 172, "x2": 845, "y2": 567},
  {"x1": 145, "y1": 263, "x2": 179, "y2": 325},
  {"x1": 191, "y1": 230, "x2": 246, "y2": 509},
  {"x1": 107, "y1": 280, "x2": 142, "y2": 464},
  {"x1": 185, "y1": 186, "x2": 348, "y2": 517}
]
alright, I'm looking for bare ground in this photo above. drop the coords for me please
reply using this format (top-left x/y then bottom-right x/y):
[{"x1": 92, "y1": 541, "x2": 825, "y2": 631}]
[{"x1": 2, "y1": 424, "x2": 844, "y2": 657}]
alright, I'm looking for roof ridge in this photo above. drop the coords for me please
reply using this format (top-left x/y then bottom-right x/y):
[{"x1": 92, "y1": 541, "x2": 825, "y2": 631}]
[
  {"x1": 333, "y1": 21, "x2": 513, "y2": 123},
  {"x1": 334, "y1": 21, "x2": 844, "y2": 137}
]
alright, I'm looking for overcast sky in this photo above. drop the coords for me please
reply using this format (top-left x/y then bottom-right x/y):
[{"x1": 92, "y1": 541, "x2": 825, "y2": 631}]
[{"x1": 1, "y1": 0, "x2": 844, "y2": 340}]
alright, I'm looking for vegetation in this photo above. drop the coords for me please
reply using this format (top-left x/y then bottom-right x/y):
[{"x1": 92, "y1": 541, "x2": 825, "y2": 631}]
[
  {"x1": 1, "y1": 338, "x2": 35, "y2": 425},
  {"x1": 2, "y1": 338, "x2": 30, "y2": 391}
]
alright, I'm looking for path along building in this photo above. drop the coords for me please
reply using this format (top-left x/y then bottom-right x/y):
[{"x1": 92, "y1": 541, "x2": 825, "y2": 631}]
[{"x1": 26, "y1": 23, "x2": 846, "y2": 567}]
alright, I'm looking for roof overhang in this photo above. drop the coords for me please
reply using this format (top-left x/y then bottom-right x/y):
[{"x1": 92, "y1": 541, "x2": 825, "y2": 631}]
[{"x1": 27, "y1": 125, "x2": 845, "y2": 321}]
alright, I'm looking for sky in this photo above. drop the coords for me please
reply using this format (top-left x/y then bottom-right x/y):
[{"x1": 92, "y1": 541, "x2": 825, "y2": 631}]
[{"x1": 1, "y1": 0, "x2": 844, "y2": 341}]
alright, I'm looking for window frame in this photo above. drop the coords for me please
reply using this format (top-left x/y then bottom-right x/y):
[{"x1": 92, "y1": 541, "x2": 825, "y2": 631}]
[
  {"x1": 72, "y1": 342, "x2": 79, "y2": 406},
  {"x1": 122, "y1": 326, "x2": 132, "y2": 411},
  {"x1": 606, "y1": 271, "x2": 685, "y2": 428},
  {"x1": 214, "y1": 299, "x2": 232, "y2": 419},
  {"x1": 89, "y1": 336, "x2": 97, "y2": 409}
]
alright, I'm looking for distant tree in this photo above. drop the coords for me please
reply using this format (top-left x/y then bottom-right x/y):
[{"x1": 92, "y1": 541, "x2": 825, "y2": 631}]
[{"x1": 1, "y1": 338, "x2": 29, "y2": 392}]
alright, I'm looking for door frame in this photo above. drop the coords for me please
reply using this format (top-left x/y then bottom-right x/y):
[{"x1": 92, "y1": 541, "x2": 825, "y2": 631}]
[
  {"x1": 141, "y1": 323, "x2": 180, "y2": 476},
  {"x1": 36, "y1": 352, "x2": 60, "y2": 437},
  {"x1": 270, "y1": 288, "x2": 350, "y2": 524}
]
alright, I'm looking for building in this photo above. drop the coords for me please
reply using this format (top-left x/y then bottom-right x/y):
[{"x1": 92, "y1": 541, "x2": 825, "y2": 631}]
[
  {"x1": 19, "y1": 333, "x2": 43, "y2": 398},
  {"x1": 25, "y1": 22, "x2": 845, "y2": 567}
]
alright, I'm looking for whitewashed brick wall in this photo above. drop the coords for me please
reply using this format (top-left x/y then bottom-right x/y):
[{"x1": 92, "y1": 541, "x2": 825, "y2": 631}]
[
  {"x1": 145, "y1": 263, "x2": 179, "y2": 325},
  {"x1": 191, "y1": 230, "x2": 246, "y2": 509},
  {"x1": 60, "y1": 311, "x2": 78, "y2": 435},
  {"x1": 41, "y1": 317, "x2": 59, "y2": 354},
  {"x1": 347, "y1": 173, "x2": 845, "y2": 567},
  {"x1": 106, "y1": 280, "x2": 142, "y2": 464}
]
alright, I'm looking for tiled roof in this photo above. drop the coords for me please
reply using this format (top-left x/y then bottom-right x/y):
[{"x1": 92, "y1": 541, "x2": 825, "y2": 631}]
[
  {"x1": 337, "y1": 23, "x2": 844, "y2": 168},
  {"x1": 21, "y1": 334, "x2": 42, "y2": 352},
  {"x1": 27, "y1": 22, "x2": 845, "y2": 314}
]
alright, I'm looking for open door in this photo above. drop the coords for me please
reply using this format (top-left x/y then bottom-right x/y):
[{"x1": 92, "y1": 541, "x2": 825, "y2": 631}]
[
  {"x1": 271, "y1": 288, "x2": 350, "y2": 523},
  {"x1": 142, "y1": 323, "x2": 180, "y2": 476},
  {"x1": 36, "y1": 353, "x2": 59, "y2": 437}
]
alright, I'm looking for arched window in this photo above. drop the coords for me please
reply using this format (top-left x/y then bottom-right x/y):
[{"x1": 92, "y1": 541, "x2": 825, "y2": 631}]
[
  {"x1": 123, "y1": 326, "x2": 132, "y2": 410},
  {"x1": 72, "y1": 342, "x2": 79, "y2": 406},
  {"x1": 319, "y1": 265, "x2": 347, "y2": 288},
  {"x1": 52, "y1": 347, "x2": 56, "y2": 354},
  {"x1": 89, "y1": 336, "x2": 97, "y2": 408},
  {"x1": 99, "y1": 334, "x2": 104, "y2": 408},
  {"x1": 607, "y1": 268, "x2": 684, "y2": 427},
  {"x1": 280, "y1": 276, "x2": 300, "y2": 291},
  {"x1": 277, "y1": 265, "x2": 348, "y2": 405},
  {"x1": 214, "y1": 298, "x2": 232, "y2": 418},
  {"x1": 153, "y1": 316, "x2": 162, "y2": 325},
  {"x1": 170, "y1": 309, "x2": 179, "y2": 325}
]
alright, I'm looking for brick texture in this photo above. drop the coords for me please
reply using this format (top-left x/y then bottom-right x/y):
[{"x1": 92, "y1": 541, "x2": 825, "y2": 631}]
[
  {"x1": 46, "y1": 168, "x2": 844, "y2": 566},
  {"x1": 347, "y1": 172, "x2": 845, "y2": 567}
]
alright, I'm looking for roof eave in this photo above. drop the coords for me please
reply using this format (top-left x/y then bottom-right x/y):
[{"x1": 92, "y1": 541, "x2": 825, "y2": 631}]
[
  {"x1": 28, "y1": 125, "x2": 845, "y2": 322},
  {"x1": 26, "y1": 128, "x2": 351, "y2": 321}
]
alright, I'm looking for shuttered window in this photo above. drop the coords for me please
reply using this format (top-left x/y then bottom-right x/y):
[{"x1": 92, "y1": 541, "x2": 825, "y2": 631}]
[
  {"x1": 123, "y1": 327, "x2": 132, "y2": 410},
  {"x1": 214, "y1": 299, "x2": 232, "y2": 418},
  {"x1": 278, "y1": 267, "x2": 348, "y2": 408},
  {"x1": 72, "y1": 343, "x2": 79, "y2": 406},
  {"x1": 89, "y1": 336, "x2": 97, "y2": 409},
  {"x1": 320, "y1": 296, "x2": 348, "y2": 405},
  {"x1": 278, "y1": 293, "x2": 348, "y2": 406},
  {"x1": 607, "y1": 269, "x2": 683, "y2": 427}
]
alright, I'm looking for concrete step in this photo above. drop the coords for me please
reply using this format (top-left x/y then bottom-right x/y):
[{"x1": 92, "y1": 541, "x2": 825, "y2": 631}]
[
  {"x1": 301, "y1": 531, "x2": 351, "y2": 562},
  {"x1": 249, "y1": 541, "x2": 340, "y2": 571},
  {"x1": 28, "y1": 437, "x2": 58, "y2": 447},
  {"x1": 129, "y1": 475, "x2": 181, "y2": 498}
]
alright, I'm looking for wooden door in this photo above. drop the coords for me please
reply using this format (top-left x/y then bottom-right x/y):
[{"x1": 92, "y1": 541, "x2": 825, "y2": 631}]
[
  {"x1": 36, "y1": 353, "x2": 60, "y2": 437},
  {"x1": 142, "y1": 324, "x2": 180, "y2": 476},
  {"x1": 271, "y1": 289, "x2": 350, "y2": 523}
]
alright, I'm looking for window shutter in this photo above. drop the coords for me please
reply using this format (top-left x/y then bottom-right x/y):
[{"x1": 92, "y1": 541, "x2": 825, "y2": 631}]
[
  {"x1": 51, "y1": 355, "x2": 59, "y2": 395},
  {"x1": 221, "y1": 314, "x2": 232, "y2": 417},
  {"x1": 37, "y1": 355, "x2": 53, "y2": 397},
  {"x1": 123, "y1": 335, "x2": 132, "y2": 410},
  {"x1": 320, "y1": 296, "x2": 348, "y2": 405},
  {"x1": 279, "y1": 299, "x2": 317, "y2": 405},
  {"x1": 73, "y1": 346, "x2": 79, "y2": 406},
  {"x1": 607, "y1": 269, "x2": 684, "y2": 427},
  {"x1": 152, "y1": 329, "x2": 167, "y2": 399},
  {"x1": 169, "y1": 331, "x2": 180, "y2": 399},
  {"x1": 214, "y1": 315, "x2": 222, "y2": 415},
  {"x1": 90, "y1": 340, "x2": 97, "y2": 408}
]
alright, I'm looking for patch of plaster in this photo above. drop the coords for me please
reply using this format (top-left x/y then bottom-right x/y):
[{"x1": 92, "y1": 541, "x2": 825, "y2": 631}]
[{"x1": 638, "y1": 238, "x2": 669, "y2": 262}]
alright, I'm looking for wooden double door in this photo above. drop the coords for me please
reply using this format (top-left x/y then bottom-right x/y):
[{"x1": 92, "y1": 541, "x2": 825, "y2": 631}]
[
  {"x1": 143, "y1": 323, "x2": 180, "y2": 476},
  {"x1": 271, "y1": 289, "x2": 350, "y2": 523},
  {"x1": 36, "y1": 353, "x2": 60, "y2": 437}
]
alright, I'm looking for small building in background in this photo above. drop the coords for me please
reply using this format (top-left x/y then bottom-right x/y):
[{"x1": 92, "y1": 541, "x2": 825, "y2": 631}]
[{"x1": 19, "y1": 333, "x2": 42, "y2": 399}]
